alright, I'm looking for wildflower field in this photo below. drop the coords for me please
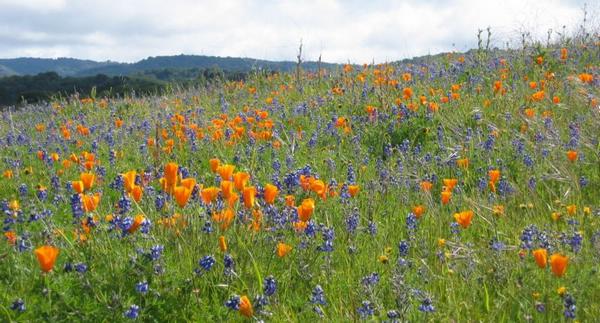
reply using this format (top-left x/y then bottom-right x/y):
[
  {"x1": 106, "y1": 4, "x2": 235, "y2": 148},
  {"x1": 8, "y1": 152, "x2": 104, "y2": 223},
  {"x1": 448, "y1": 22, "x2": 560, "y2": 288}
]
[{"x1": 1, "y1": 43, "x2": 599, "y2": 322}]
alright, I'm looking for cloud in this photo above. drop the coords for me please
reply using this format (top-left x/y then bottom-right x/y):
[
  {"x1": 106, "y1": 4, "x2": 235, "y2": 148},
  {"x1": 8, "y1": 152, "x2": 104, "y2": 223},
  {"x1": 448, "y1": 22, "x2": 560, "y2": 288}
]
[{"x1": 0, "y1": 0, "x2": 595, "y2": 63}]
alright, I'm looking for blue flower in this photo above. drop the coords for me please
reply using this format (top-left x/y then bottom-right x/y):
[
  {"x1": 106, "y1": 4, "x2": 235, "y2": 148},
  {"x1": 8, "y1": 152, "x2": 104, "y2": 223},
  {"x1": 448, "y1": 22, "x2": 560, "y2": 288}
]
[
  {"x1": 10, "y1": 298, "x2": 25, "y2": 312},
  {"x1": 264, "y1": 275, "x2": 277, "y2": 297},
  {"x1": 361, "y1": 272, "x2": 380, "y2": 287},
  {"x1": 225, "y1": 295, "x2": 240, "y2": 310},
  {"x1": 75, "y1": 263, "x2": 88, "y2": 273},
  {"x1": 136, "y1": 281, "x2": 149, "y2": 294},
  {"x1": 310, "y1": 285, "x2": 326, "y2": 305},
  {"x1": 563, "y1": 294, "x2": 576, "y2": 319},
  {"x1": 124, "y1": 304, "x2": 140, "y2": 319},
  {"x1": 418, "y1": 298, "x2": 435, "y2": 313},
  {"x1": 357, "y1": 300, "x2": 375, "y2": 318},
  {"x1": 398, "y1": 240, "x2": 410, "y2": 256},
  {"x1": 196, "y1": 255, "x2": 216, "y2": 275},
  {"x1": 149, "y1": 245, "x2": 164, "y2": 261}
]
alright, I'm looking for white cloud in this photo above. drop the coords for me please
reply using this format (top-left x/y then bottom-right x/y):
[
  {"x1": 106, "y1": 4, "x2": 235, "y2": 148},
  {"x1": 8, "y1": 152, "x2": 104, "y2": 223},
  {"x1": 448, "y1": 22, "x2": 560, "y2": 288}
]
[{"x1": 0, "y1": 0, "x2": 595, "y2": 63}]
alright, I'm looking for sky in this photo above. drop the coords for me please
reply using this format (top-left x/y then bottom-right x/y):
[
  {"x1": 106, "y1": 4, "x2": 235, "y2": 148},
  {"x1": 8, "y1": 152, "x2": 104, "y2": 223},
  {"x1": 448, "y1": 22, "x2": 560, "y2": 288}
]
[{"x1": 0, "y1": 0, "x2": 596, "y2": 63}]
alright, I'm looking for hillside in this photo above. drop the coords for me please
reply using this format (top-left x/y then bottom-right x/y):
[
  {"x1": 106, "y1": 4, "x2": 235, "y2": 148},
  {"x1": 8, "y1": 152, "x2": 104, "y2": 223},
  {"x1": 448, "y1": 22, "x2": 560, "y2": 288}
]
[{"x1": 0, "y1": 41, "x2": 599, "y2": 321}]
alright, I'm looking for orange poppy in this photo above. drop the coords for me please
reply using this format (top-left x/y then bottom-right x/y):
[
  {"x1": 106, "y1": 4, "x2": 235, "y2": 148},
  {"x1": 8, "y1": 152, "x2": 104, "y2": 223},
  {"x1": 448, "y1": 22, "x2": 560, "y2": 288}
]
[
  {"x1": 348, "y1": 184, "x2": 359, "y2": 197},
  {"x1": 297, "y1": 198, "x2": 315, "y2": 222},
  {"x1": 239, "y1": 295, "x2": 253, "y2": 317},
  {"x1": 72, "y1": 180, "x2": 85, "y2": 194},
  {"x1": 128, "y1": 214, "x2": 145, "y2": 233},
  {"x1": 285, "y1": 195, "x2": 296, "y2": 207},
  {"x1": 442, "y1": 178, "x2": 458, "y2": 191},
  {"x1": 220, "y1": 180, "x2": 234, "y2": 199},
  {"x1": 131, "y1": 185, "x2": 143, "y2": 203},
  {"x1": 174, "y1": 186, "x2": 192, "y2": 208},
  {"x1": 566, "y1": 150, "x2": 578, "y2": 162},
  {"x1": 212, "y1": 208, "x2": 235, "y2": 230},
  {"x1": 412, "y1": 205, "x2": 426, "y2": 219},
  {"x1": 533, "y1": 248, "x2": 547, "y2": 268},
  {"x1": 123, "y1": 170, "x2": 137, "y2": 193},
  {"x1": 209, "y1": 158, "x2": 220, "y2": 172},
  {"x1": 276, "y1": 242, "x2": 292, "y2": 258},
  {"x1": 164, "y1": 162, "x2": 179, "y2": 188},
  {"x1": 34, "y1": 245, "x2": 59, "y2": 272},
  {"x1": 201, "y1": 187, "x2": 220, "y2": 204},
  {"x1": 217, "y1": 164, "x2": 235, "y2": 181},
  {"x1": 4, "y1": 231, "x2": 17, "y2": 245},
  {"x1": 180, "y1": 178, "x2": 196, "y2": 191},
  {"x1": 420, "y1": 181, "x2": 433, "y2": 192},
  {"x1": 550, "y1": 254, "x2": 569, "y2": 277},
  {"x1": 243, "y1": 186, "x2": 256, "y2": 209},
  {"x1": 218, "y1": 235, "x2": 227, "y2": 252},
  {"x1": 488, "y1": 169, "x2": 500, "y2": 183},
  {"x1": 441, "y1": 191, "x2": 452, "y2": 205},
  {"x1": 82, "y1": 193, "x2": 101, "y2": 212},
  {"x1": 454, "y1": 210, "x2": 473, "y2": 228},
  {"x1": 233, "y1": 172, "x2": 250, "y2": 190},
  {"x1": 263, "y1": 184, "x2": 279, "y2": 205}
]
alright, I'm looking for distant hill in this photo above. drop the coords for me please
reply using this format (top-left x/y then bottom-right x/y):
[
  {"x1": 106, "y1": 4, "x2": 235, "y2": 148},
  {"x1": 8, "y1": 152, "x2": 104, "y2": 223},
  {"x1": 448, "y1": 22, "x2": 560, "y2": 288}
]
[
  {"x1": 0, "y1": 55, "x2": 340, "y2": 78},
  {"x1": 0, "y1": 57, "x2": 117, "y2": 77}
]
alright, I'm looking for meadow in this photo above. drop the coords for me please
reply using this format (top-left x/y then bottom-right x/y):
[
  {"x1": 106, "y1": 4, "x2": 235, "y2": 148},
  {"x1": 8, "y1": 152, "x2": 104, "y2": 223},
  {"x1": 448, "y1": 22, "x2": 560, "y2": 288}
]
[{"x1": 0, "y1": 39, "x2": 599, "y2": 322}]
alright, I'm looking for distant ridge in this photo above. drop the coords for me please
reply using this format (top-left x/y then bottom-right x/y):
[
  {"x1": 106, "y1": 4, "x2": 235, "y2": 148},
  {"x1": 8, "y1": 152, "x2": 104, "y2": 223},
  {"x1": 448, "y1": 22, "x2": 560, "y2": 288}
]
[{"x1": 0, "y1": 55, "x2": 341, "y2": 77}]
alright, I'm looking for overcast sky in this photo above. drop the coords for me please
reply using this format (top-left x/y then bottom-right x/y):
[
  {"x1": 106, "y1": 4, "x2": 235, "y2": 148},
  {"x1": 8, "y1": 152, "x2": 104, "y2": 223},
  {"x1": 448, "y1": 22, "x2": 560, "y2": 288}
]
[{"x1": 0, "y1": 0, "x2": 596, "y2": 63}]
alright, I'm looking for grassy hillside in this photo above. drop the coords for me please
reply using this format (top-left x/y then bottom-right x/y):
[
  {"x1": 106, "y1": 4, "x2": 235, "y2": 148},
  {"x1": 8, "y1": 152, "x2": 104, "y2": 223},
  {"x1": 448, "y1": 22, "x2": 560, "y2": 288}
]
[{"x1": 0, "y1": 41, "x2": 599, "y2": 322}]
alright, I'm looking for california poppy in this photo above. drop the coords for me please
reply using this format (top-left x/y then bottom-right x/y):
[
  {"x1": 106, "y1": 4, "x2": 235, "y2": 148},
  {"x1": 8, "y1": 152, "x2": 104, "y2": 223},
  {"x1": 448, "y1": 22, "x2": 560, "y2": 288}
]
[
  {"x1": 180, "y1": 178, "x2": 196, "y2": 191},
  {"x1": 310, "y1": 179, "x2": 326, "y2": 196},
  {"x1": 122, "y1": 170, "x2": 137, "y2": 193},
  {"x1": 285, "y1": 195, "x2": 295, "y2": 207},
  {"x1": 550, "y1": 254, "x2": 569, "y2": 277},
  {"x1": 164, "y1": 162, "x2": 179, "y2": 188},
  {"x1": 212, "y1": 207, "x2": 235, "y2": 230},
  {"x1": 131, "y1": 185, "x2": 143, "y2": 203},
  {"x1": 174, "y1": 186, "x2": 192, "y2": 208},
  {"x1": 243, "y1": 186, "x2": 256, "y2": 209},
  {"x1": 217, "y1": 164, "x2": 235, "y2": 181},
  {"x1": 442, "y1": 178, "x2": 458, "y2": 191},
  {"x1": 34, "y1": 245, "x2": 59, "y2": 273},
  {"x1": 441, "y1": 190, "x2": 452, "y2": 205},
  {"x1": 263, "y1": 184, "x2": 279, "y2": 205},
  {"x1": 128, "y1": 214, "x2": 145, "y2": 233},
  {"x1": 566, "y1": 150, "x2": 578, "y2": 162},
  {"x1": 454, "y1": 210, "x2": 473, "y2": 228},
  {"x1": 72, "y1": 180, "x2": 85, "y2": 194},
  {"x1": 201, "y1": 187, "x2": 220, "y2": 205},
  {"x1": 239, "y1": 295, "x2": 253, "y2": 317},
  {"x1": 488, "y1": 169, "x2": 500, "y2": 183},
  {"x1": 233, "y1": 172, "x2": 250, "y2": 190},
  {"x1": 348, "y1": 184, "x2": 359, "y2": 197},
  {"x1": 420, "y1": 181, "x2": 433, "y2": 192},
  {"x1": 412, "y1": 205, "x2": 426, "y2": 219},
  {"x1": 218, "y1": 235, "x2": 227, "y2": 252},
  {"x1": 209, "y1": 158, "x2": 220, "y2": 172},
  {"x1": 293, "y1": 221, "x2": 307, "y2": 232},
  {"x1": 82, "y1": 193, "x2": 101, "y2": 212},
  {"x1": 220, "y1": 180, "x2": 234, "y2": 199},
  {"x1": 297, "y1": 198, "x2": 315, "y2": 222},
  {"x1": 2, "y1": 169, "x2": 13, "y2": 179},
  {"x1": 532, "y1": 248, "x2": 547, "y2": 268},
  {"x1": 456, "y1": 158, "x2": 469, "y2": 169},
  {"x1": 276, "y1": 242, "x2": 292, "y2": 257},
  {"x1": 4, "y1": 231, "x2": 17, "y2": 245}
]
